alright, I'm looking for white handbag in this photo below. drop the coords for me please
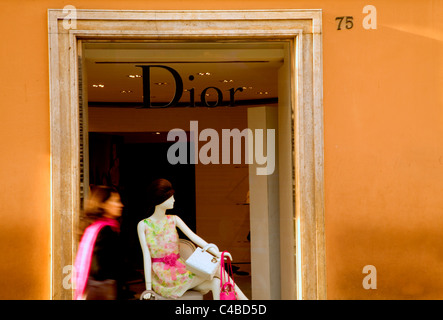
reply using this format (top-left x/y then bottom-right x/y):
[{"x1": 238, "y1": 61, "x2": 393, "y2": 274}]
[{"x1": 185, "y1": 243, "x2": 220, "y2": 280}]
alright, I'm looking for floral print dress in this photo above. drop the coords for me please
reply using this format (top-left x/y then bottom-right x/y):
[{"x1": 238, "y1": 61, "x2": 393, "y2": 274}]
[{"x1": 144, "y1": 215, "x2": 196, "y2": 298}]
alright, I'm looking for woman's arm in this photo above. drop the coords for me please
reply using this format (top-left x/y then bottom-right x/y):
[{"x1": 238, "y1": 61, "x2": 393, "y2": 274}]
[{"x1": 174, "y1": 215, "x2": 232, "y2": 260}]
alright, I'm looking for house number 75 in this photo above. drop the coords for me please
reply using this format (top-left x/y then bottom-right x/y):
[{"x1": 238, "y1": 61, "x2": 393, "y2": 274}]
[
  {"x1": 336, "y1": 16, "x2": 353, "y2": 30},
  {"x1": 336, "y1": 5, "x2": 378, "y2": 31}
]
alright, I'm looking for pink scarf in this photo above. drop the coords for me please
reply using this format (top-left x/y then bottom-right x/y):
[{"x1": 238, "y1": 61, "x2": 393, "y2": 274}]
[{"x1": 73, "y1": 218, "x2": 120, "y2": 300}]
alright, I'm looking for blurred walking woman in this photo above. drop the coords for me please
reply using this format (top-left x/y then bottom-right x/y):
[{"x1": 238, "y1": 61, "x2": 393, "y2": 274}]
[{"x1": 74, "y1": 185, "x2": 124, "y2": 300}]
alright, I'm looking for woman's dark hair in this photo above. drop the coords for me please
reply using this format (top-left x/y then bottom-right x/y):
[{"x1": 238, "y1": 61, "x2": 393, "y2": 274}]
[
  {"x1": 146, "y1": 178, "x2": 175, "y2": 213},
  {"x1": 77, "y1": 185, "x2": 119, "y2": 238},
  {"x1": 84, "y1": 185, "x2": 119, "y2": 220}
]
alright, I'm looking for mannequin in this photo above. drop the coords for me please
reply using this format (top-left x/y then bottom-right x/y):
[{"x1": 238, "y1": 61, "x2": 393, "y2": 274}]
[{"x1": 137, "y1": 179, "x2": 248, "y2": 300}]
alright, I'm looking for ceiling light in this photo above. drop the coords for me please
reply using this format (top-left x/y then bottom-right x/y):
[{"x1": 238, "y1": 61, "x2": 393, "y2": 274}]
[
  {"x1": 257, "y1": 91, "x2": 269, "y2": 95},
  {"x1": 242, "y1": 86, "x2": 253, "y2": 90},
  {"x1": 92, "y1": 84, "x2": 104, "y2": 88},
  {"x1": 154, "y1": 82, "x2": 168, "y2": 86},
  {"x1": 198, "y1": 72, "x2": 211, "y2": 76},
  {"x1": 120, "y1": 90, "x2": 133, "y2": 94},
  {"x1": 220, "y1": 79, "x2": 234, "y2": 83},
  {"x1": 128, "y1": 74, "x2": 142, "y2": 78}
]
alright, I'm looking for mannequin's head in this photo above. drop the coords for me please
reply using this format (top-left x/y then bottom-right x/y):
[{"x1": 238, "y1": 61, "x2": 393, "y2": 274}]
[
  {"x1": 147, "y1": 178, "x2": 175, "y2": 210},
  {"x1": 157, "y1": 194, "x2": 175, "y2": 210},
  {"x1": 84, "y1": 185, "x2": 123, "y2": 220}
]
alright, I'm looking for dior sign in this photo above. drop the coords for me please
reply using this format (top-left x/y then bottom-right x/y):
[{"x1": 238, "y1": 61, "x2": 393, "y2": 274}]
[{"x1": 136, "y1": 65, "x2": 244, "y2": 108}]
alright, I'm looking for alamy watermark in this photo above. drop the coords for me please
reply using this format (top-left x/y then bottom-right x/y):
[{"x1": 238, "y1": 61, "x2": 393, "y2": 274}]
[
  {"x1": 62, "y1": 5, "x2": 77, "y2": 30},
  {"x1": 362, "y1": 265, "x2": 377, "y2": 290},
  {"x1": 167, "y1": 121, "x2": 275, "y2": 176},
  {"x1": 63, "y1": 265, "x2": 75, "y2": 289}
]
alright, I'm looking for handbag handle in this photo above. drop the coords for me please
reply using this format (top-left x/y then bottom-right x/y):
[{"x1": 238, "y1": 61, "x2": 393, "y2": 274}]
[
  {"x1": 220, "y1": 251, "x2": 235, "y2": 289},
  {"x1": 202, "y1": 243, "x2": 219, "y2": 254}
]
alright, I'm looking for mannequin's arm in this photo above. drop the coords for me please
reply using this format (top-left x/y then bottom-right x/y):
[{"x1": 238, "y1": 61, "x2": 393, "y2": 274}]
[
  {"x1": 137, "y1": 220, "x2": 152, "y2": 291},
  {"x1": 174, "y1": 215, "x2": 232, "y2": 260}
]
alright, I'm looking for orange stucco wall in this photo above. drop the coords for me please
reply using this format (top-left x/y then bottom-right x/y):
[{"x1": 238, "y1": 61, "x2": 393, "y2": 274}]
[{"x1": 0, "y1": 0, "x2": 442, "y2": 299}]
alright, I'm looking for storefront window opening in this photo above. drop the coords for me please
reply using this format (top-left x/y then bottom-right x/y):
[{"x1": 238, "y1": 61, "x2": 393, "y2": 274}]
[{"x1": 82, "y1": 41, "x2": 294, "y2": 300}]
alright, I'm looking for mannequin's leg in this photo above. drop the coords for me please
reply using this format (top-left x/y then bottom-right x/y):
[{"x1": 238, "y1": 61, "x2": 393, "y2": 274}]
[
  {"x1": 188, "y1": 269, "x2": 249, "y2": 300},
  {"x1": 210, "y1": 278, "x2": 221, "y2": 300},
  {"x1": 234, "y1": 283, "x2": 248, "y2": 300},
  {"x1": 192, "y1": 278, "x2": 221, "y2": 300},
  {"x1": 188, "y1": 275, "x2": 207, "y2": 291}
]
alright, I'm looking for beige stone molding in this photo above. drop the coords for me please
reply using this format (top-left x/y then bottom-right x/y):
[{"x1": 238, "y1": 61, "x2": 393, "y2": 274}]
[{"x1": 48, "y1": 9, "x2": 324, "y2": 300}]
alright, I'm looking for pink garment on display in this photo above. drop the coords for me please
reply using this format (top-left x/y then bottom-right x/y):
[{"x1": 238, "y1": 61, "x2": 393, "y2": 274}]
[
  {"x1": 143, "y1": 215, "x2": 196, "y2": 298},
  {"x1": 73, "y1": 218, "x2": 120, "y2": 300}
]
